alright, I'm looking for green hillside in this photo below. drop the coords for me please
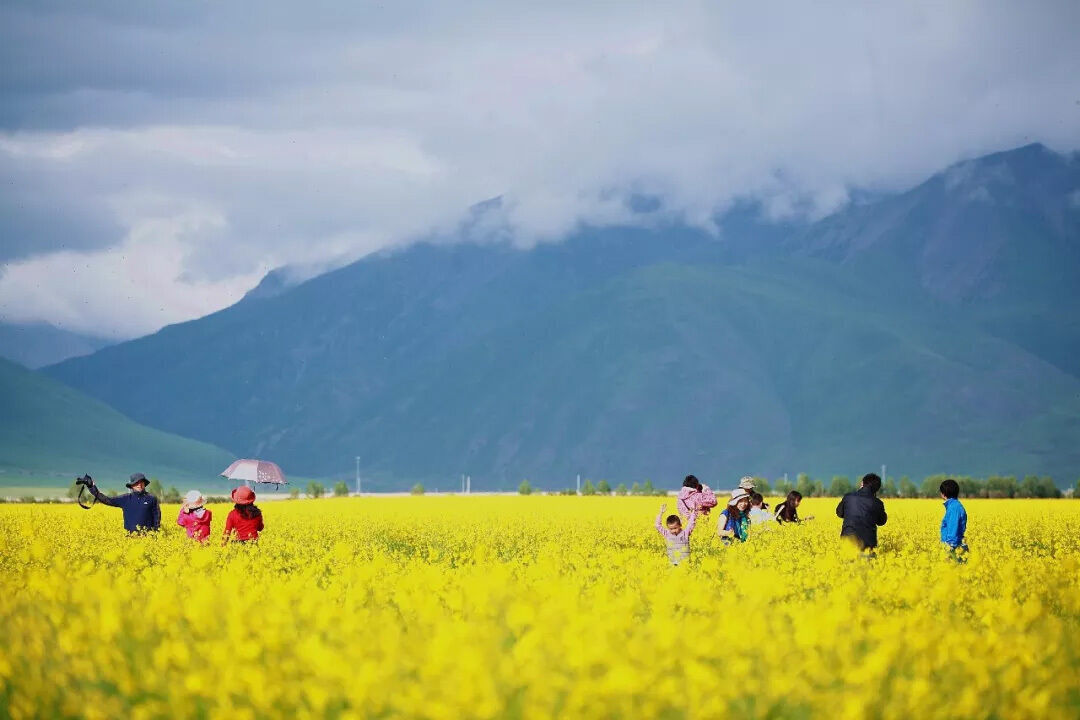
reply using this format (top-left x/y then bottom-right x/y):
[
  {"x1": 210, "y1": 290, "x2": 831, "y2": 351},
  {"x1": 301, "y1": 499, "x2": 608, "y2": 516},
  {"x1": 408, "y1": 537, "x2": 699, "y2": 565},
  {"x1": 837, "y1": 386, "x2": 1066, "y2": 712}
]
[
  {"x1": 0, "y1": 357, "x2": 233, "y2": 487},
  {"x1": 330, "y1": 259, "x2": 1080, "y2": 483}
]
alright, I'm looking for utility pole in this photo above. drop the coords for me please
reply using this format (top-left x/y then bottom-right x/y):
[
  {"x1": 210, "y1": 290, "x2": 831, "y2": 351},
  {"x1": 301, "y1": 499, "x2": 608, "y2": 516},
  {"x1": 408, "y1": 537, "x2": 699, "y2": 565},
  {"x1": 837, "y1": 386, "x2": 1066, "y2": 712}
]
[
  {"x1": 576, "y1": 474, "x2": 581, "y2": 495},
  {"x1": 355, "y1": 456, "x2": 361, "y2": 495},
  {"x1": 466, "y1": 475, "x2": 471, "y2": 494},
  {"x1": 881, "y1": 464, "x2": 887, "y2": 484}
]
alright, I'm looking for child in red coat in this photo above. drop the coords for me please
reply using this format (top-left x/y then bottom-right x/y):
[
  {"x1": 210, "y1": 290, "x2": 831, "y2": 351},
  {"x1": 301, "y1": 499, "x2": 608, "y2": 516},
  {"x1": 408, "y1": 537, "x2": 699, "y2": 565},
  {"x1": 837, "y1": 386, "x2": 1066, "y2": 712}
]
[{"x1": 223, "y1": 486, "x2": 264, "y2": 544}]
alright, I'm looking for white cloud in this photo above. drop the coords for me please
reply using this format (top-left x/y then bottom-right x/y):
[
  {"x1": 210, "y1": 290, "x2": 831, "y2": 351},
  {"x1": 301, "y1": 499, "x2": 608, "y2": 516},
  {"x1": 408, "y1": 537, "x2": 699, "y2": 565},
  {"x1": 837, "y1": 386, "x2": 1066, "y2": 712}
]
[
  {"x1": 1, "y1": 1, "x2": 1079, "y2": 336},
  {"x1": 0, "y1": 208, "x2": 266, "y2": 337}
]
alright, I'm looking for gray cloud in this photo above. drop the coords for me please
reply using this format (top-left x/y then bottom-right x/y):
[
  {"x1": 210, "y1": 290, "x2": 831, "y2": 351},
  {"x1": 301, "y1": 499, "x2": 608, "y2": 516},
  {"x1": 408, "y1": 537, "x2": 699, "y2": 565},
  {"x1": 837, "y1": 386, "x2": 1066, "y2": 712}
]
[
  {"x1": 1, "y1": 1, "x2": 1079, "y2": 336},
  {"x1": 0, "y1": 152, "x2": 122, "y2": 261}
]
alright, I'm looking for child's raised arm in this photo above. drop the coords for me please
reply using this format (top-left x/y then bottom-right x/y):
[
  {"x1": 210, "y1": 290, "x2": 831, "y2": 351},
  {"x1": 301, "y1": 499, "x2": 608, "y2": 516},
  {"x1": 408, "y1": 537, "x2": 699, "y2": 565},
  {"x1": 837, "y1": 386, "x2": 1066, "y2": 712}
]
[
  {"x1": 685, "y1": 510, "x2": 698, "y2": 537},
  {"x1": 656, "y1": 504, "x2": 667, "y2": 534}
]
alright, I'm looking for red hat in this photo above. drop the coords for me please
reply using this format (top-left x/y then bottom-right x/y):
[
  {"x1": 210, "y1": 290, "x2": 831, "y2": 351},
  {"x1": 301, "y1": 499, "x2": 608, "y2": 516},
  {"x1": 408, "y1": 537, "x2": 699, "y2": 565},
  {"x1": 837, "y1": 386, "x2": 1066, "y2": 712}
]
[{"x1": 231, "y1": 486, "x2": 256, "y2": 505}]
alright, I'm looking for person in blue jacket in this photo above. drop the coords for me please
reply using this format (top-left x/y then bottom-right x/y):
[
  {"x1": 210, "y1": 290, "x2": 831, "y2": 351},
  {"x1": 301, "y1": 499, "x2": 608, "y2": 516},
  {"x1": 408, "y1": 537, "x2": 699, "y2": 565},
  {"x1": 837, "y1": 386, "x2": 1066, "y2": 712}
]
[
  {"x1": 939, "y1": 478, "x2": 968, "y2": 561},
  {"x1": 80, "y1": 472, "x2": 161, "y2": 533}
]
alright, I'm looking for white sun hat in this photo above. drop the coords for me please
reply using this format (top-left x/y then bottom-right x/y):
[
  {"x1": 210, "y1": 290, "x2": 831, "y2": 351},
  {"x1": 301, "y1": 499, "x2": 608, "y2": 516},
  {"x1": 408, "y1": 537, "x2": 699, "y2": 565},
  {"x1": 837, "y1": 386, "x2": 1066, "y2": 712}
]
[
  {"x1": 184, "y1": 489, "x2": 204, "y2": 506},
  {"x1": 728, "y1": 488, "x2": 750, "y2": 505}
]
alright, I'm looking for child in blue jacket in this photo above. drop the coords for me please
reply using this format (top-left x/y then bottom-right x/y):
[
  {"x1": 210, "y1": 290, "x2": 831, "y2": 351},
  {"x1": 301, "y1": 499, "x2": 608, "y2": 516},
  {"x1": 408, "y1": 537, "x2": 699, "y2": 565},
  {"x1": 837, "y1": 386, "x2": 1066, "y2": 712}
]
[{"x1": 939, "y1": 478, "x2": 968, "y2": 561}]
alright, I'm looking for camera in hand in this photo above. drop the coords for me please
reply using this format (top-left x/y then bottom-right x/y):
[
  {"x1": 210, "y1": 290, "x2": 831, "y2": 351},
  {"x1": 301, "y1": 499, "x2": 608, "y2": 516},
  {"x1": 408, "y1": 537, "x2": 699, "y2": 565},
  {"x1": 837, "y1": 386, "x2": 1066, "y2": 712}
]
[{"x1": 74, "y1": 474, "x2": 96, "y2": 510}]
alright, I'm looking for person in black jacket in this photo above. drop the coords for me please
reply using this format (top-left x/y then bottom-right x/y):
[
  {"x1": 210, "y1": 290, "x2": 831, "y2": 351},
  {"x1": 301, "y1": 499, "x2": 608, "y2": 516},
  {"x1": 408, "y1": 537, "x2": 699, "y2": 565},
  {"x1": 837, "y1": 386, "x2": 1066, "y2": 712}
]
[
  {"x1": 835, "y1": 473, "x2": 887, "y2": 551},
  {"x1": 79, "y1": 472, "x2": 162, "y2": 533}
]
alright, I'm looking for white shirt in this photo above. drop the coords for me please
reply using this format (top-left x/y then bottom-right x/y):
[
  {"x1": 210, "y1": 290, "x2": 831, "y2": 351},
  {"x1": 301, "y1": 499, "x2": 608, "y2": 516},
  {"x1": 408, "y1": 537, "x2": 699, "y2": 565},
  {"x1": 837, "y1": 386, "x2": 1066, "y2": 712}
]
[{"x1": 748, "y1": 507, "x2": 773, "y2": 525}]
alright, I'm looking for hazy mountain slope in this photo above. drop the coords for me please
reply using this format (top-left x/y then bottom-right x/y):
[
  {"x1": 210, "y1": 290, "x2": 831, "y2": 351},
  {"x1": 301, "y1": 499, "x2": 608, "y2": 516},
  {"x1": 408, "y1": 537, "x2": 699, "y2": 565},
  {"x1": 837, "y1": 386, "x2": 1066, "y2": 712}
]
[
  {"x1": 46, "y1": 227, "x2": 729, "y2": 459},
  {"x1": 0, "y1": 321, "x2": 112, "y2": 368},
  {"x1": 0, "y1": 357, "x2": 233, "y2": 482},
  {"x1": 46, "y1": 253, "x2": 1080, "y2": 486},
  {"x1": 797, "y1": 143, "x2": 1080, "y2": 377},
  {"x1": 347, "y1": 260, "x2": 1080, "y2": 484}
]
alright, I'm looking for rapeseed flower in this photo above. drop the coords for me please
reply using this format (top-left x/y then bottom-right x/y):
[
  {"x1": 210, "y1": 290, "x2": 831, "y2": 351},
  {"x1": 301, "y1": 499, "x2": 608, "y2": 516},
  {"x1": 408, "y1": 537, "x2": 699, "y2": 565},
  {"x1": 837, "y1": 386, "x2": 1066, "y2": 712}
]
[{"x1": 1, "y1": 497, "x2": 1078, "y2": 719}]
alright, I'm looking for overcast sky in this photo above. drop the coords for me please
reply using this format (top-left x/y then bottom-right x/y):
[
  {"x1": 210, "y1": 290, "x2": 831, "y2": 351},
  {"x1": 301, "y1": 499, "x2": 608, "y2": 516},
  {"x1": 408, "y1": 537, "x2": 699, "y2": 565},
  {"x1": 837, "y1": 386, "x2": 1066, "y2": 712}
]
[{"x1": 1, "y1": 1, "x2": 1078, "y2": 338}]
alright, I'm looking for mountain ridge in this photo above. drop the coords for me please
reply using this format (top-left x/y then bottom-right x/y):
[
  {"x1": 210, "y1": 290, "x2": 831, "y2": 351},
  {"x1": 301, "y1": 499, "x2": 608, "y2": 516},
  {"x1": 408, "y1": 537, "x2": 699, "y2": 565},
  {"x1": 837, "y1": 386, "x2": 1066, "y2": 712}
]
[{"x1": 44, "y1": 144, "x2": 1080, "y2": 487}]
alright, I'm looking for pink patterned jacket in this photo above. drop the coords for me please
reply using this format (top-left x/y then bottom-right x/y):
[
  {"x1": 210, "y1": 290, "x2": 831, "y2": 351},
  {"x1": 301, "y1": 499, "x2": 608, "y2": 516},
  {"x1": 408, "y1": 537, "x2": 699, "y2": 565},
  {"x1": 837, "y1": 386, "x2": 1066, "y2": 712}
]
[
  {"x1": 677, "y1": 485, "x2": 718, "y2": 517},
  {"x1": 177, "y1": 508, "x2": 213, "y2": 542}
]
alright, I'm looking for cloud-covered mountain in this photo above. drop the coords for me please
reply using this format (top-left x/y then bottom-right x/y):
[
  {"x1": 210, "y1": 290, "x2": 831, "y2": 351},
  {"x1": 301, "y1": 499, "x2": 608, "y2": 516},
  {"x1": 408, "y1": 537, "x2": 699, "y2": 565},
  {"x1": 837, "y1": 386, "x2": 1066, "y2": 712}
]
[
  {"x1": 3, "y1": 3, "x2": 1079, "y2": 338},
  {"x1": 46, "y1": 145, "x2": 1080, "y2": 488}
]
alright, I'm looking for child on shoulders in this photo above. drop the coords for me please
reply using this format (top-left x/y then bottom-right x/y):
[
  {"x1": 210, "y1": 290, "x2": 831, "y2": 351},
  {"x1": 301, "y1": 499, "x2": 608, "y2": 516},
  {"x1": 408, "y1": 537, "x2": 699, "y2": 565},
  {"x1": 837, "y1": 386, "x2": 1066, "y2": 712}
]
[{"x1": 677, "y1": 475, "x2": 718, "y2": 517}]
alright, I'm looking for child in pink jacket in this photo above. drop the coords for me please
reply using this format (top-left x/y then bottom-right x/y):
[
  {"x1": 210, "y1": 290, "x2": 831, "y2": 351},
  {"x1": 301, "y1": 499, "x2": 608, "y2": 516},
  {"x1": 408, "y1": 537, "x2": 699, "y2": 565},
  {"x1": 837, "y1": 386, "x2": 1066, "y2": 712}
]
[
  {"x1": 177, "y1": 490, "x2": 213, "y2": 542},
  {"x1": 677, "y1": 474, "x2": 718, "y2": 517}
]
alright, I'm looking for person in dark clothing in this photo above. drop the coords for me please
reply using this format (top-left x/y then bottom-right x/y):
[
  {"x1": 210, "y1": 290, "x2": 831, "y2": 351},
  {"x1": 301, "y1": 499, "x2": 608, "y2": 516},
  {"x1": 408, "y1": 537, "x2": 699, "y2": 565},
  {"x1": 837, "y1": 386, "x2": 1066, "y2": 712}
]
[
  {"x1": 835, "y1": 473, "x2": 887, "y2": 551},
  {"x1": 774, "y1": 490, "x2": 814, "y2": 524},
  {"x1": 83, "y1": 472, "x2": 162, "y2": 533}
]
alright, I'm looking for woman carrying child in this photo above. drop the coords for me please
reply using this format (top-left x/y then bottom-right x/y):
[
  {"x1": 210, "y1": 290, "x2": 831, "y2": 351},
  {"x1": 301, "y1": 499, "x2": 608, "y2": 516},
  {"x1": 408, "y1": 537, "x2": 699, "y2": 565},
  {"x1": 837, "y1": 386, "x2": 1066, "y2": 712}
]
[
  {"x1": 718, "y1": 489, "x2": 751, "y2": 544},
  {"x1": 223, "y1": 486, "x2": 264, "y2": 544},
  {"x1": 177, "y1": 490, "x2": 213, "y2": 542},
  {"x1": 677, "y1": 474, "x2": 718, "y2": 517}
]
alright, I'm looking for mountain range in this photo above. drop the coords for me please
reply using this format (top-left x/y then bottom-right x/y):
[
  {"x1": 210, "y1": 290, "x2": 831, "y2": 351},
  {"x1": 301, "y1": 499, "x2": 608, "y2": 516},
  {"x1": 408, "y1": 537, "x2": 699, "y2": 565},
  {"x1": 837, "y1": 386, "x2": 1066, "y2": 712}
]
[{"x1": 41, "y1": 143, "x2": 1080, "y2": 489}]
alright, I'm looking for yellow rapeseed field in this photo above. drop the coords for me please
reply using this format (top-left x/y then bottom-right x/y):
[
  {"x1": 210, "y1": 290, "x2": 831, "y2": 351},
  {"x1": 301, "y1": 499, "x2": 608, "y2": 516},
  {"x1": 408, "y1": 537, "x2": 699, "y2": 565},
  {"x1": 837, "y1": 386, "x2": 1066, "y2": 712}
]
[{"x1": 1, "y1": 496, "x2": 1079, "y2": 719}]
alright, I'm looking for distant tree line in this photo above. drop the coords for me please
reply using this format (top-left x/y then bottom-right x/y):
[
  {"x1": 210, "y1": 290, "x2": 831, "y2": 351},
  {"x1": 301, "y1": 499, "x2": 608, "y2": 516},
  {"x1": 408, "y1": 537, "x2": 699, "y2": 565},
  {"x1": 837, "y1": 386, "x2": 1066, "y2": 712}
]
[
  {"x1": 518, "y1": 479, "x2": 676, "y2": 497},
  {"x1": 4, "y1": 472, "x2": 1078, "y2": 503},
  {"x1": 763, "y1": 473, "x2": 1067, "y2": 499},
  {"x1": 515, "y1": 473, "x2": 1075, "y2": 498}
]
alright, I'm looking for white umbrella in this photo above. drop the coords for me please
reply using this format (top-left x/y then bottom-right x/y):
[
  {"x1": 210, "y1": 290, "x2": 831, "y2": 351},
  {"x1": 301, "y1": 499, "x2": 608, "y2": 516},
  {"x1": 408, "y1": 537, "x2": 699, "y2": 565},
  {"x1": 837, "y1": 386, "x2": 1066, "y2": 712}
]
[{"x1": 221, "y1": 459, "x2": 287, "y2": 487}]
